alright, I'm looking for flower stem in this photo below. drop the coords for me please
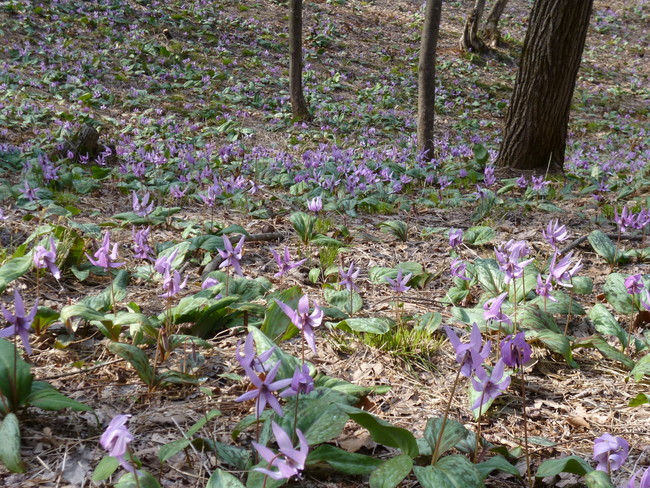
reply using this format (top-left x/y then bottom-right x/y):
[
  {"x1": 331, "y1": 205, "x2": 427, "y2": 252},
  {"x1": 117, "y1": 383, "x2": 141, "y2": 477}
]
[
  {"x1": 474, "y1": 388, "x2": 488, "y2": 463},
  {"x1": 520, "y1": 365, "x2": 532, "y2": 488},
  {"x1": 431, "y1": 367, "x2": 462, "y2": 465}
]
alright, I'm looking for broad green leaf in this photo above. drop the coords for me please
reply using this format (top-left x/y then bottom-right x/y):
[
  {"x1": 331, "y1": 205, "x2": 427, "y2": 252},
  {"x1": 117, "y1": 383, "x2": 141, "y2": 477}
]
[
  {"x1": 60, "y1": 303, "x2": 107, "y2": 324},
  {"x1": 0, "y1": 254, "x2": 33, "y2": 293},
  {"x1": 515, "y1": 305, "x2": 562, "y2": 334},
  {"x1": 346, "y1": 410, "x2": 418, "y2": 458},
  {"x1": 629, "y1": 393, "x2": 649, "y2": 407},
  {"x1": 507, "y1": 265, "x2": 538, "y2": 303},
  {"x1": 313, "y1": 375, "x2": 391, "y2": 398},
  {"x1": 188, "y1": 235, "x2": 224, "y2": 252},
  {"x1": 603, "y1": 273, "x2": 636, "y2": 315},
  {"x1": 289, "y1": 211, "x2": 315, "y2": 244},
  {"x1": 473, "y1": 143, "x2": 488, "y2": 164},
  {"x1": 115, "y1": 471, "x2": 162, "y2": 488},
  {"x1": 0, "y1": 339, "x2": 33, "y2": 415},
  {"x1": 463, "y1": 226, "x2": 495, "y2": 246},
  {"x1": 279, "y1": 391, "x2": 349, "y2": 445},
  {"x1": 585, "y1": 469, "x2": 615, "y2": 488},
  {"x1": 527, "y1": 329, "x2": 578, "y2": 368},
  {"x1": 424, "y1": 417, "x2": 470, "y2": 459},
  {"x1": 0, "y1": 414, "x2": 25, "y2": 473},
  {"x1": 572, "y1": 276, "x2": 593, "y2": 295},
  {"x1": 572, "y1": 336, "x2": 634, "y2": 369},
  {"x1": 588, "y1": 230, "x2": 618, "y2": 264},
  {"x1": 79, "y1": 269, "x2": 129, "y2": 311},
  {"x1": 630, "y1": 355, "x2": 650, "y2": 382},
  {"x1": 169, "y1": 295, "x2": 238, "y2": 325},
  {"x1": 451, "y1": 306, "x2": 486, "y2": 328},
  {"x1": 415, "y1": 312, "x2": 442, "y2": 331},
  {"x1": 589, "y1": 304, "x2": 628, "y2": 347},
  {"x1": 414, "y1": 455, "x2": 484, "y2": 488},
  {"x1": 536, "y1": 455, "x2": 593, "y2": 477},
  {"x1": 206, "y1": 469, "x2": 245, "y2": 488},
  {"x1": 336, "y1": 317, "x2": 392, "y2": 334},
  {"x1": 194, "y1": 439, "x2": 252, "y2": 470},
  {"x1": 368, "y1": 262, "x2": 423, "y2": 285},
  {"x1": 26, "y1": 382, "x2": 92, "y2": 412},
  {"x1": 530, "y1": 290, "x2": 585, "y2": 315},
  {"x1": 527, "y1": 436, "x2": 557, "y2": 447},
  {"x1": 474, "y1": 258, "x2": 505, "y2": 297},
  {"x1": 475, "y1": 455, "x2": 521, "y2": 479},
  {"x1": 307, "y1": 444, "x2": 383, "y2": 475},
  {"x1": 369, "y1": 454, "x2": 413, "y2": 488},
  {"x1": 158, "y1": 438, "x2": 191, "y2": 463},
  {"x1": 323, "y1": 287, "x2": 363, "y2": 314},
  {"x1": 260, "y1": 286, "x2": 303, "y2": 341},
  {"x1": 379, "y1": 220, "x2": 409, "y2": 242},
  {"x1": 108, "y1": 343, "x2": 155, "y2": 386},
  {"x1": 91, "y1": 455, "x2": 119, "y2": 481}
]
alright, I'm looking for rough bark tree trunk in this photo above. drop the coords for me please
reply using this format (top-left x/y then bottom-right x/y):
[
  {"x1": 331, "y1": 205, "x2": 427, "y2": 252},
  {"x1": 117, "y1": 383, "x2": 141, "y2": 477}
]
[
  {"x1": 417, "y1": 0, "x2": 444, "y2": 160},
  {"x1": 482, "y1": 0, "x2": 509, "y2": 47},
  {"x1": 495, "y1": 0, "x2": 593, "y2": 172},
  {"x1": 289, "y1": 0, "x2": 311, "y2": 121},
  {"x1": 459, "y1": 0, "x2": 486, "y2": 53}
]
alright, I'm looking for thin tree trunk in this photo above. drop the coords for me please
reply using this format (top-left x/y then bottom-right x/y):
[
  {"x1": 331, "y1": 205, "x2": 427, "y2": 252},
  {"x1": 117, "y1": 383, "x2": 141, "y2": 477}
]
[
  {"x1": 482, "y1": 0, "x2": 509, "y2": 47},
  {"x1": 417, "y1": 0, "x2": 444, "y2": 160},
  {"x1": 289, "y1": 0, "x2": 311, "y2": 121},
  {"x1": 496, "y1": 0, "x2": 593, "y2": 171},
  {"x1": 459, "y1": 0, "x2": 486, "y2": 53}
]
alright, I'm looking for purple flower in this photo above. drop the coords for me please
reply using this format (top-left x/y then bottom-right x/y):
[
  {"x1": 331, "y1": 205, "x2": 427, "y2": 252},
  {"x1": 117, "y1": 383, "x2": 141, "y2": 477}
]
[
  {"x1": 202, "y1": 276, "x2": 220, "y2": 290},
  {"x1": 593, "y1": 433, "x2": 629, "y2": 473},
  {"x1": 235, "y1": 360, "x2": 292, "y2": 416},
  {"x1": 279, "y1": 364, "x2": 314, "y2": 397},
  {"x1": 471, "y1": 359, "x2": 511, "y2": 410},
  {"x1": 0, "y1": 207, "x2": 8, "y2": 221},
  {"x1": 307, "y1": 196, "x2": 322, "y2": 213},
  {"x1": 132, "y1": 227, "x2": 153, "y2": 261},
  {"x1": 450, "y1": 258, "x2": 470, "y2": 281},
  {"x1": 169, "y1": 184, "x2": 188, "y2": 198},
  {"x1": 252, "y1": 422, "x2": 308, "y2": 480},
  {"x1": 159, "y1": 269, "x2": 187, "y2": 298},
  {"x1": 531, "y1": 175, "x2": 549, "y2": 191},
  {"x1": 132, "y1": 191, "x2": 154, "y2": 217},
  {"x1": 218, "y1": 235, "x2": 245, "y2": 277},
  {"x1": 276, "y1": 295, "x2": 323, "y2": 354},
  {"x1": 19, "y1": 181, "x2": 40, "y2": 202},
  {"x1": 484, "y1": 165, "x2": 496, "y2": 187},
  {"x1": 0, "y1": 289, "x2": 38, "y2": 354},
  {"x1": 154, "y1": 248, "x2": 178, "y2": 275},
  {"x1": 385, "y1": 268, "x2": 412, "y2": 293},
  {"x1": 99, "y1": 415, "x2": 135, "y2": 473},
  {"x1": 614, "y1": 205, "x2": 633, "y2": 233},
  {"x1": 625, "y1": 467, "x2": 650, "y2": 488},
  {"x1": 199, "y1": 185, "x2": 220, "y2": 208},
  {"x1": 33, "y1": 236, "x2": 61, "y2": 280},
  {"x1": 338, "y1": 263, "x2": 360, "y2": 292},
  {"x1": 495, "y1": 240, "x2": 534, "y2": 284},
  {"x1": 449, "y1": 228, "x2": 463, "y2": 249},
  {"x1": 86, "y1": 232, "x2": 124, "y2": 271},
  {"x1": 500, "y1": 332, "x2": 532, "y2": 368},
  {"x1": 535, "y1": 274, "x2": 557, "y2": 302},
  {"x1": 516, "y1": 175, "x2": 528, "y2": 188},
  {"x1": 444, "y1": 323, "x2": 491, "y2": 377},
  {"x1": 543, "y1": 220, "x2": 568, "y2": 250},
  {"x1": 549, "y1": 251, "x2": 582, "y2": 287},
  {"x1": 624, "y1": 274, "x2": 645, "y2": 295},
  {"x1": 270, "y1": 247, "x2": 307, "y2": 278},
  {"x1": 483, "y1": 292, "x2": 512, "y2": 326},
  {"x1": 235, "y1": 332, "x2": 275, "y2": 373}
]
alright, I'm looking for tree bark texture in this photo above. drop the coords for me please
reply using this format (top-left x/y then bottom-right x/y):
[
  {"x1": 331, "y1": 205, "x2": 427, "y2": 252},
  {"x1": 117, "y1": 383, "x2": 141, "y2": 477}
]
[
  {"x1": 495, "y1": 0, "x2": 593, "y2": 172},
  {"x1": 459, "y1": 0, "x2": 486, "y2": 53},
  {"x1": 289, "y1": 0, "x2": 311, "y2": 120},
  {"x1": 417, "y1": 0, "x2": 443, "y2": 160},
  {"x1": 482, "y1": 0, "x2": 509, "y2": 47}
]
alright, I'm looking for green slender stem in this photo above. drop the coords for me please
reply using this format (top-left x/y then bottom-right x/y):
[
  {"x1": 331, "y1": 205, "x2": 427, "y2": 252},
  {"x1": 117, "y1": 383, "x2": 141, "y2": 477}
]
[
  {"x1": 35, "y1": 268, "x2": 41, "y2": 336},
  {"x1": 563, "y1": 278, "x2": 574, "y2": 336},
  {"x1": 520, "y1": 365, "x2": 532, "y2": 488},
  {"x1": 473, "y1": 388, "x2": 488, "y2": 463},
  {"x1": 126, "y1": 447, "x2": 141, "y2": 488},
  {"x1": 431, "y1": 367, "x2": 462, "y2": 465}
]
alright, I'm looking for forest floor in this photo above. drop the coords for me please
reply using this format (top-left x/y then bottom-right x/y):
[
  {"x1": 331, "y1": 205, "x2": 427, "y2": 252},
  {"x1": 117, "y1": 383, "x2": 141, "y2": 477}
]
[{"x1": 0, "y1": 0, "x2": 648, "y2": 487}]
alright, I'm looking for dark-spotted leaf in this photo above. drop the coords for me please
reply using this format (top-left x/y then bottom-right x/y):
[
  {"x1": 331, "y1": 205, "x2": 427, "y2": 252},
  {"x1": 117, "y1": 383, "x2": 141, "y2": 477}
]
[
  {"x1": 414, "y1": 455, "x2": 484, "y2": 488},
  {"x1": 369, "y1": 454, "x2": 413, "y2": 488},
  {"x1": 307, "y1": 444, "x2": 382, "y2": 475},
  {"x1": 536, "y1": 455, "x2": 593, "y2": 477}
]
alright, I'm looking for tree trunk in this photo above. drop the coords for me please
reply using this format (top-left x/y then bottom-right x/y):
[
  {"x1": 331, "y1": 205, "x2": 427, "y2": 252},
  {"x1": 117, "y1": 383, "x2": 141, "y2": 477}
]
[
  {"x1": 482, "y1": 0, "x2": 509, "y2": 47},
  {"x1": 417, "y1": 0, "x2": 443, "y2": 160},
  {"x1": 289, "y1": 0, "x2": 311, "y2": 121},
  {"x1": 495, "y1": 0, "x2": 593, "y2": 172},
  {"x1": 459, "y1": 0, "x2": 486, "y2": 53}
]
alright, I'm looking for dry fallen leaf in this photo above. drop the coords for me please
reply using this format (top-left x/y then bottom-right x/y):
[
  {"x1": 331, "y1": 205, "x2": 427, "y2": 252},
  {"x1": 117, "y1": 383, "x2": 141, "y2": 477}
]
[{"x1": 567, "y1": 415, "x2": 590, "y2": 429}]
